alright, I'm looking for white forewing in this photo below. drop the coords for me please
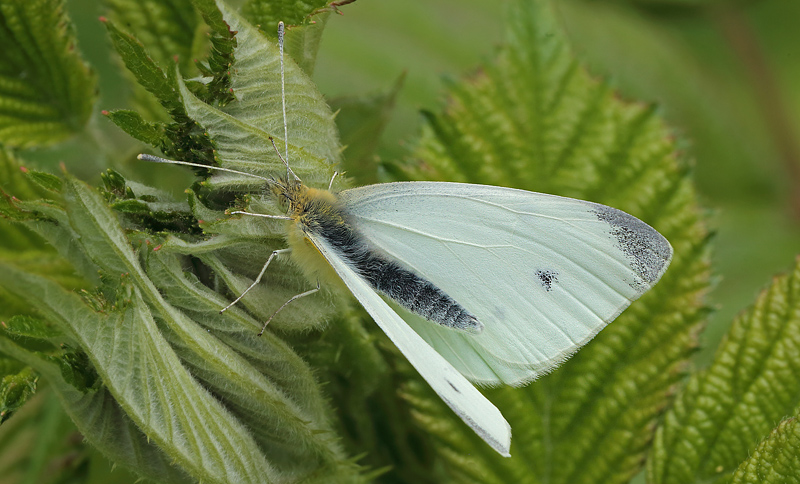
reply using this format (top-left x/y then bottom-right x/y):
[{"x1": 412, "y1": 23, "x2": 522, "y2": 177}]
[
  {"x1": 339, "y1": 182, "x2": 673, "y2": 386},
  {"x1": 307, "y1": 231, "x2": 512, "y2": 456}
]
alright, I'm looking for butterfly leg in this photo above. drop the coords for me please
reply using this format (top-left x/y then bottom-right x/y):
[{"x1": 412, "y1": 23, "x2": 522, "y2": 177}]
[
  {"x1": 229, "y1": 211, "x2": 291, "y2": 220},
  {"x1": 258, "y1": 280, "x2": 321, "y2": 336},
  {"x1": 220, "y1": 248, "x2": 292, "y2": 314}
]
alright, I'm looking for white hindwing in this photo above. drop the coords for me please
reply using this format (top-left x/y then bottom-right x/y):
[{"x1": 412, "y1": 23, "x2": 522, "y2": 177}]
[
  {"x1": 307, "y1": 232, "x2": 512, "y2": 456},
  {"x1": 339, "y1": 182, "x2": 673, "y2": 386}
]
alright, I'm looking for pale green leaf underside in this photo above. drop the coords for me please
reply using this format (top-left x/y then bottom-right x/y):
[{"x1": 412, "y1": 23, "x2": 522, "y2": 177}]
[
  {"x1": 168, "y1": 0, "x2": 343, "y2": 330},
  {"x1": 241, "y1": 0, "x2": 329, "y2": 32},
  {"x1": 0, "y1": 172, "x2": 356, "y2": 482},
  {"x1": 0, "y1": 0, "x2": 96, "y2": 147},
  {"x1": 401, "y1": 1, "x2": 709, "y2": 482},
  {"x1": 0, "y1": 263, "x2": 275, "y2": 483},
  {"x1": 180, "y1": 0, "x2": 339, "y2": 192},
  {"x1": 1, "y1": 174, "x2": 279, "y2": 483},
  {"x1": 0, "y1": 327, "x2": 193, "y2": 484},
  {"x1": 648, "y1": 256, "x2": 800, "y2": 484},
  {"x1": 62, "y1": 177, "x2": 354, "y2": 482}
]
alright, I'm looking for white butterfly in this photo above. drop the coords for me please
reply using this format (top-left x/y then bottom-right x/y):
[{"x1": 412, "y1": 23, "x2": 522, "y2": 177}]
[
  {"x1": 140, "y1": 21, "x2": 672, "y2": 458},
  {"x1": 281, "y1": 178, "x2": 672, "y2": 457}
]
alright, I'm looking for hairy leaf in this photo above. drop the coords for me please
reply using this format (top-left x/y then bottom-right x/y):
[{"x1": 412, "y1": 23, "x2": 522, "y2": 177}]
[
  {"x1": 648, "y1": 256, "x2": 800, "y2": 484},
  {"x1": 241, "y1": 0, "x2": 330, "y2": 33},
  {"x1": 214, "y1": 0, "x2": 340, "y2": 179},
  {"x1": 0, "y1": 0, "x2": 96, "y2": 147},
  {"x1": 389, "y1": 1, "x2": 710, "y2": 482},
  {"x1": 103, "y1": 19, "x2": 185, "y2": 121},
  {"x1": 730, "y1": 416, "x2": 800, "y2": 484},
  {"x1": 0, "y1": 365, "x2": 36, "y2": 424},
  {"x1": 192, "y1": 0, "x2": 236, "y2": 104},
  {"x1": 0, "y1": 252, "x2": 276, "y2": 482},
  {"x1": 0, "y1": 320, "x2": 193, "y2": 484},
  {"x1": 103, "y1": 109, "x2": 166, "y2": 146}
]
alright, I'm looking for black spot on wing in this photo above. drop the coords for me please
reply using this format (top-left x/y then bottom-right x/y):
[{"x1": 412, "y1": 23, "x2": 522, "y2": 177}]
[
  {"x1": 535, "y1": 270, "x2": 558, "y2": 292},
  {"x1": 592, "y1": 205, "x2": 672, "y2": 288}
]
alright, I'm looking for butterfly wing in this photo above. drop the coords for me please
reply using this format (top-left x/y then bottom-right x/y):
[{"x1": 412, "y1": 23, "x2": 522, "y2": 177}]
[
  {"x1": 339, "y1": 182, "x2": 673, "y2": 386},
  {"x1": 307, "y1": 231, "x2": 512, "y2": 456}
]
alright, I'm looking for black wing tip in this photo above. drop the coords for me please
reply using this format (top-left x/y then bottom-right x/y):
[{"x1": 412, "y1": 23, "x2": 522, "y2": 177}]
[{"x1": 592, "y1": 205, "x2": 673, "y2": 286}]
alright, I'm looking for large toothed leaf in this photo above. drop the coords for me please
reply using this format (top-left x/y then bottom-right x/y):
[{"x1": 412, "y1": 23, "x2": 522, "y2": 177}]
[
  {"x1": 647, "y1": 256, "x2": 800, "y2": 484},
  {"x1": 381, "y1": 1, "x2": 710, "y2": 482},
  {"x1": 0, "y1": 0, "x2": 96, "y2": 147}
]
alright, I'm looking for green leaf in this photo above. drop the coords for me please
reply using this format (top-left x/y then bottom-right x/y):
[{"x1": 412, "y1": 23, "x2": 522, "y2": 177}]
[
  {"x1": 103, "y1": 18, "x2": 186, "y2": 121},
  {"x1": 103, "y1": 109, "x2": 167, "y2": 146},
  {"x1": 387, "y1": 1, "x2": 710, "y2": 482},
  {"x1": 0, "y1": 365, "x2": 37, "y2": 424},
  {"x1": 283, "y1": 11, "x2": 331, "y2": 77},
  {"x1": 730, "y1": 416, "x2": 800, "y2": 484},
  {"x1": 241, "y1": 0, "x2": 330, "y2": 33},
  {"x1": 0, "y1": 146, "x2": 54, "y2": 201},
  {"x1": 103, "y1": 0, "x2": 200, "y2": 73},
  {"x1": 170, "y1": 0, "x2": 339, "y2": 195},
  {"x1": 647, "y1": 255, "x2": 800, "y2": 484},
  {"x1": 102, "y1": 0, "x2": 202, "y2": 119},
  {"x1": 191, "y1": 0, "x2": 236, "y2": 105},
  {"x1": 0, "y1": 260, "x2": 277, "y2": 483},
  {"x1": 0, "y1": 0, "x2": 96, "y2": 147},
  {"x1": 61, "y1": 176, "x2": 359, "y2": 481},
  {"x1": 0, "y1": 325, "x2": 193, "y2": 484},
  {"x1": 0, "y1": 149, "x2": 89, "y2": 319}
]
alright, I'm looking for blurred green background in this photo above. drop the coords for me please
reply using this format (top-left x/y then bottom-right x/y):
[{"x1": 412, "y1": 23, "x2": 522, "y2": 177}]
[{"x1": 48, "y1": 0, "x2": 800, "y2": 367}]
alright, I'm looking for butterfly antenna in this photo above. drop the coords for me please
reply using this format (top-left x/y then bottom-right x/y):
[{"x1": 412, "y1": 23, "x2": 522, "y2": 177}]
[
  {"x1": 277, "y1": 21, "x2": 300, "y2": 184},
  {"x1": 137, "y1": 154, "x2": 270, "y2": 181}
]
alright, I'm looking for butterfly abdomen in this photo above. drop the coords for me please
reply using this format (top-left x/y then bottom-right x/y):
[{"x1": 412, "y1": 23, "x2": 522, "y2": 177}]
[
  {"x1": 288, "y1": 184, "x2": 482, "y2": 334},
  {"x1": 359, "y1": 256, "x2": 483, "y2": 334}
]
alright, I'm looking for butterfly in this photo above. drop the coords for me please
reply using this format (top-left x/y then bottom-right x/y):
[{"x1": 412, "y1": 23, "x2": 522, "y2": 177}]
[{"x1": 139, "y1": 21, "x2": 672, "y2": 457}]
